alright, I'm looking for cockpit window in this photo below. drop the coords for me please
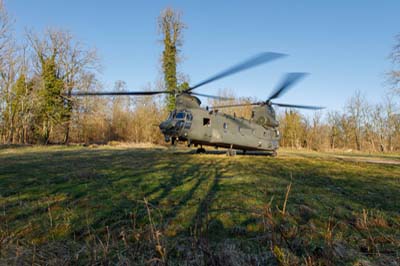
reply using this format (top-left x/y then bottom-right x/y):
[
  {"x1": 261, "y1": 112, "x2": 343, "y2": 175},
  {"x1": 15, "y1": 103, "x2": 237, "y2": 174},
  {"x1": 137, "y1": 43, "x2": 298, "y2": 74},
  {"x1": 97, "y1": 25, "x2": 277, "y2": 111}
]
[
  {"x1": 167, "y1": 111, "x2": 176, "y2": 120},
  {"x1": 175, "y1": 112, "x2": 186, "y2": 119}
]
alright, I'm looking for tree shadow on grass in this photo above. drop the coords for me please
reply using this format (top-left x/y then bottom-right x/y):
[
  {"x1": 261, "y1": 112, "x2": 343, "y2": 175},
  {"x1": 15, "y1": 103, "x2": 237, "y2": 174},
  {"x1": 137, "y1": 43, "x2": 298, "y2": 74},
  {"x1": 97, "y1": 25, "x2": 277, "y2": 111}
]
[
  {"x1": 237, "y1": 156, "x2": 400, "y2": 214},
  {"x1": 2, "y1": 147, "x2": 399, "y2": 245}
]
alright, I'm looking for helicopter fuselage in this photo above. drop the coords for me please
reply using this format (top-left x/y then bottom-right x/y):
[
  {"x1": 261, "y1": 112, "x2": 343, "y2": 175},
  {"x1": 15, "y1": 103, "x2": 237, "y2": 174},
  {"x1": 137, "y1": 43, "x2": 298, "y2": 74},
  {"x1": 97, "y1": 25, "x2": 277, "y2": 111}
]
[{"x1": 159, "y1": 94, "x2": 280, "y2": 151}]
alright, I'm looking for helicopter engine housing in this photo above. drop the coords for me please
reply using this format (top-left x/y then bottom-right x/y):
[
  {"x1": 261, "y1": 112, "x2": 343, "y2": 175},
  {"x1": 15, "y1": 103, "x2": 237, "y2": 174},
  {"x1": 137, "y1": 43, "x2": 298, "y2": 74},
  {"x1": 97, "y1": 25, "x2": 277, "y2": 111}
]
[{"x1": 252, "y1": 105, "x2": 279, "y2": 128}]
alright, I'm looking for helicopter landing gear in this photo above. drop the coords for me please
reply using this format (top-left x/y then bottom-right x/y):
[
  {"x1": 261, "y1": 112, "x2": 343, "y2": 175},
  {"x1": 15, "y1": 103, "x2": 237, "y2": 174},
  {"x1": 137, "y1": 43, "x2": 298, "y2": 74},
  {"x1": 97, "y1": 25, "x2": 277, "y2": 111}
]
[
  {"x1": 270, "y1": 150, "x2": 278, "y2": 157},
  {"x1": 227, "y1": 145, "x2": 236, "y2": 156},
  {"x1": 226, "y1": 149, "x2": 236, "y2": 156},
  {"x1": 171, "y1": 136, "x2": 179, "y2": 146},
  {"x1": 196, "y1": 146, "x2": 206, "y2": 154}
]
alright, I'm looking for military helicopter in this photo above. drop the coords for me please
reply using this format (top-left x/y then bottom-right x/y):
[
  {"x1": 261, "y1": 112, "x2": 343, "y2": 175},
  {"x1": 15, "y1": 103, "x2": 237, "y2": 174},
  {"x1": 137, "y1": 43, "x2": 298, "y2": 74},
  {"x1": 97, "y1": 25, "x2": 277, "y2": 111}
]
[{"x1": 73, "y1": 52, "x2": 323, "y2": 156}]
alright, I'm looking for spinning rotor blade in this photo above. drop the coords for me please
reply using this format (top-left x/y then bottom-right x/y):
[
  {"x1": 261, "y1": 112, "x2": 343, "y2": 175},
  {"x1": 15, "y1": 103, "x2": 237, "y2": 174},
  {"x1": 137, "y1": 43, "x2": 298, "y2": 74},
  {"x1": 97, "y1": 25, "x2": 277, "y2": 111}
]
[
  {"x1": 190, "y1": 92, "x2": 234, "y2": 100},
  {"x1": 70, "y1": 90, "x2": 170, "y2": 96},
  {"x1": 187, "y1": 52, "x2": 286, "y2": 92},
  {"x1": 211, "y1": 72, "x2": 324, "y2": 111},
  {"x1": 212, "y1": 101, "x2": 324, "y2": 110},
  {"x1": 272, "y1": 102, "x2": 324, "y2": 110},
  {"x1": 211, "y1": 102, "x2": 261, "y2": 109},
  {"x1": 267, "y1": 72, "x2": 308, "y2": 101}
]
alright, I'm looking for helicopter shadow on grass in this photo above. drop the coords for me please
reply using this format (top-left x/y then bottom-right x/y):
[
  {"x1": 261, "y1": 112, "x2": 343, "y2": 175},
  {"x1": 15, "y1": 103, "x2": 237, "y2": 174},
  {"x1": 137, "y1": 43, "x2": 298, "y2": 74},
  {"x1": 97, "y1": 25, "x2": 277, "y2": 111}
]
[{"x1": 174, "y1": 148, "x2": 275, "y2": 156}]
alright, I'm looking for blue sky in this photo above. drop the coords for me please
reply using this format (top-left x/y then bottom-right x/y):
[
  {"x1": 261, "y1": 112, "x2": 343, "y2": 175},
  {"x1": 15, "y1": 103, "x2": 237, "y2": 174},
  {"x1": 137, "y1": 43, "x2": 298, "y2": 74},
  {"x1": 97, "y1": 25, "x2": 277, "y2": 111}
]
[{"x1": 6, "y1": 0, "x2": 400, "y2": 111}]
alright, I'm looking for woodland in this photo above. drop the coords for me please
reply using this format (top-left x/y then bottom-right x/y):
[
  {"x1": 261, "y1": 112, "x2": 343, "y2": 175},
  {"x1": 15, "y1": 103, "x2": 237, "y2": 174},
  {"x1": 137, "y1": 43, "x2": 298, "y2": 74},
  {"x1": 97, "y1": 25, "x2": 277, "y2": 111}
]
[{"x1": 0, "y1": 4, "x2": 399, "y2": 153}]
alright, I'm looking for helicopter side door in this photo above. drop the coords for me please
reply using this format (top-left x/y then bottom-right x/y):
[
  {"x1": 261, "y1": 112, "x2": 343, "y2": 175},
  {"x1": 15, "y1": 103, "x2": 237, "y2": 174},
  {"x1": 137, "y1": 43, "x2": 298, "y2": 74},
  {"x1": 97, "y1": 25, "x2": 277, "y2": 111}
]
[{"x1": 186, "y1": 109, "x2": 213, "y2": 142}]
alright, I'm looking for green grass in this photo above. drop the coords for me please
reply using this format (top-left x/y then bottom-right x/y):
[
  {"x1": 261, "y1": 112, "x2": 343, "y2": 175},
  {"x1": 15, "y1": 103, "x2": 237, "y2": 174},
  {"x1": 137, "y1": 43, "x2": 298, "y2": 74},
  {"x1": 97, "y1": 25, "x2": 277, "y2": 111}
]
[{"x1": 0, "y1": 145, "x2": 399, "y2": 265}]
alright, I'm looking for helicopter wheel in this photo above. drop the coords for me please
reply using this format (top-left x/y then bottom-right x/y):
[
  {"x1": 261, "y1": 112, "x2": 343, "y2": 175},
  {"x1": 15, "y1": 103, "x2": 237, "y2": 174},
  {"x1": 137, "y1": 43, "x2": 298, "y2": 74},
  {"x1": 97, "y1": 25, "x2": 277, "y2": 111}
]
[
  {"x1": 271, "y1": 150, "x2": 278, "y2": 157},
  {"x1": 196, "y1": 147, "x2": 206, "y2": 154},
  {"x1": 226, "y1": 149, "x2": 237, "y2": 156}
]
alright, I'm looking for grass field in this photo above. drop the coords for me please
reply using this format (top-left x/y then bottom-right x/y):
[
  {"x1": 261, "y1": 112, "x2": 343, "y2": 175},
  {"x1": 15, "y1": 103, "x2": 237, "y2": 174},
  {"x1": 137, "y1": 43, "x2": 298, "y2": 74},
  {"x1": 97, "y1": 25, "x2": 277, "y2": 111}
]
[{"x1": 1, "y1": 145, "x2": 399, "y2": 265}]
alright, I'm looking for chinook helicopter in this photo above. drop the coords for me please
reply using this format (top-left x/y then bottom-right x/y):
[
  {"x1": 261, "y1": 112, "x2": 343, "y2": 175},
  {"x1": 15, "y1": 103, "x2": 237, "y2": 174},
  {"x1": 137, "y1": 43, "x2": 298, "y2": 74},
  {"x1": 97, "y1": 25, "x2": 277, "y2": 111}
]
[{"x1": 73, "y1": 52, "x2": 323, "y2": 156}]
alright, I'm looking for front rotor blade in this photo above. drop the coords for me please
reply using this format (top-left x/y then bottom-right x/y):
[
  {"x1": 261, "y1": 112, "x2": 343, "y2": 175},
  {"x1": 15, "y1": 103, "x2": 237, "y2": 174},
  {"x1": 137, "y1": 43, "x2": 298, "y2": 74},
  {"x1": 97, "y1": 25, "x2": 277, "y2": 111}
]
[
  {"x1": 272, "y1": 102, "x2": 324, "y2": 110},
  {"x1": 70, "y1": 90, "x2": 170, "y2": 96},
  {"x1": 188, "y1": 52, "x2": 286, "y2": 91},
  {"x1": 268, "y1": 72, "x2": 308, "y2": 101},
  {"x1": 190, "y1": 92, "x2": 234, "y2": 100}
]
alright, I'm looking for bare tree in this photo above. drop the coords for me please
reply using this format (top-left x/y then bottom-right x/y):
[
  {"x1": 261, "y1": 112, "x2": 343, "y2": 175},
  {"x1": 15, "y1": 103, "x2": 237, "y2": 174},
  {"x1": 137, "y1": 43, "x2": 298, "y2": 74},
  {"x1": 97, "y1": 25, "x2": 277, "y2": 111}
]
[
  {"x1": 26, "y1": 28, "x2": 99, "y2": 143},
  {"x1": 0, "y1": 0, "x2": 12, "y2": 71},
  {"x1": 279, "y1": 110, "x2": 303, "y2": 149},
  {"x1": 0, "y1": 0, "x2": 18, "y2": 143},
  {"x1": 306, "y1": 111, "x2": 329, "y2": 151},
  {"x1": 57, "y1": 31, "x2": 100, "y2": 143},
  {"x1": 70, "y1": 73, "x2": 109, "y2": 144},
  {"x1": 389, "y1": 34, "x2": 400, "y2": 94},
  {"x1": 346, "y1": 91, "x2": 369, "y2": 151},
  {"x1": 381, "y1": 95, "x2": 397, "y2": 151},
  {"x1": 327, "y1": 111, "x2": 343, "y2": 150}
]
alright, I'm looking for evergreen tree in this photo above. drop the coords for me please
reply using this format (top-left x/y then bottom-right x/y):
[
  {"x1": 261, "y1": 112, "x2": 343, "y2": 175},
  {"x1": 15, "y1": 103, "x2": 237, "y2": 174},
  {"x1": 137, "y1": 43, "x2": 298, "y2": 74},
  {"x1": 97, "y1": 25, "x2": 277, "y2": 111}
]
[
  {"x1": 7, "y1": 74, "x2": 26, "y2": 142},
  {"x1": 158, "y1": 8, "x2": 185, "y2": 111},
  {"x1": 37, "y1": 56, "x2": 64, "y2": 144}
]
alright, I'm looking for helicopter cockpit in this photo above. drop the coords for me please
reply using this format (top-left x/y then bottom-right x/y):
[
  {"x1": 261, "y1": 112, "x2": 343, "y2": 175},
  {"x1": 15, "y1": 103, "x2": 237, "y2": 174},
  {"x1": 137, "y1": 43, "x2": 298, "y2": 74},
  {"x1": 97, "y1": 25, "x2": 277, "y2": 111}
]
[
  {"x1": 166, "y1": 110, "x2": 192, "y2": 122},
  {"x1": 159, "y1": 110, "x2": 193, "y2": 143}
]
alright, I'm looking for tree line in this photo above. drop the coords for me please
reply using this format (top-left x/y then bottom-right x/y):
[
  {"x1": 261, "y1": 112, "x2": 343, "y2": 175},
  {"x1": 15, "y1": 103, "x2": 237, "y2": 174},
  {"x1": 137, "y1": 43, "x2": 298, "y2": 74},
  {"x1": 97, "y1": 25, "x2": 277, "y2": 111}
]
[
  {"x1": 0, "y1": 2, "x2": 167, "y2": 145},
  {"x1": 0, "y1": 3, "x2": 399, "y2": 152},
  {"x1": 278, "y1": 34, "x2": 400, "y2": 152},
  {"x1": 278, "y1": 91, "x2": 400, "y2": 152}
]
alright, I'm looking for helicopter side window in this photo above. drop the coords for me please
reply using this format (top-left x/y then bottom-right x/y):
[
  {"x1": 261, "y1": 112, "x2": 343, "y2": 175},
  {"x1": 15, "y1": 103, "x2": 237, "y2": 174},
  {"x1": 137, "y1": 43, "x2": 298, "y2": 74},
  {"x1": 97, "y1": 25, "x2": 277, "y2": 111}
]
[
  {"x1": 203, "y1": 118, "x2": 210, "y2": 126},
  {"x1": 223, "y1": 123, "x2": 227, "y2": 130}
]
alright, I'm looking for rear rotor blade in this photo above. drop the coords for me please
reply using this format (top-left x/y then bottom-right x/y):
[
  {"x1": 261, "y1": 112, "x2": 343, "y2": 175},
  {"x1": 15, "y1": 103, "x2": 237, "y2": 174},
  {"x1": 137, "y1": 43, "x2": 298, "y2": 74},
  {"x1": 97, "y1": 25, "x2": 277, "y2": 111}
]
[
  {"x1": 268, "y1": 72, "x2": 308, "y2": 101},
  {"x1": 190, "y1": 92, "x2": 234, "y2": 100},
  {"x1": 188, "y1": 52, "x2": 286, "y2": 91},
  {"x1": 70, "y1": 90, "x2": 170, "y2": 96},
  {"x1": 211, "y1": 102, "x2": 261, "y2": 109},
  {"x1": 272, "y1": 102, "x2": 324, "y2": 110}
]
